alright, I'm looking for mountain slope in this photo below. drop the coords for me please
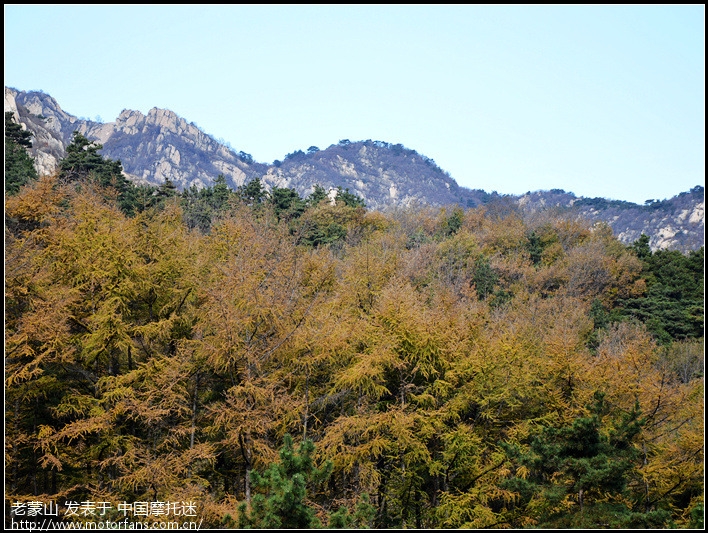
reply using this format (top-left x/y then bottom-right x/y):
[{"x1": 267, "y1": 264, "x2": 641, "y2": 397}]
[
  {"x1": 4, "y1": 87, "x2": 266, "y2": 190},
  {"x1": 5, "y1": 86, "x2": 704, "y2": 251},
  {"x1": 518, "y1": 188, "x2": 705, "y2": 253},
  {"x1": 261, "y1": 140, "x2": 497, "y2": 210},
  {"x1": 5, "y1": 87, "x2": 474, "y2": 207}
]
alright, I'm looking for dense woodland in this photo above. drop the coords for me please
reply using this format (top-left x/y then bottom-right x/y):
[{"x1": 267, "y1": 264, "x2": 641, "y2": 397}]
[{"x1": 5, "y1": 121, "x2": 705, "y2": 528}]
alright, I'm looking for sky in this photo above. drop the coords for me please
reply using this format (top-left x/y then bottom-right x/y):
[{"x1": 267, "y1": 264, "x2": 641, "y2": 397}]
[{"x1": 4, "y1": 5, "x2": 705, "y2": 204}]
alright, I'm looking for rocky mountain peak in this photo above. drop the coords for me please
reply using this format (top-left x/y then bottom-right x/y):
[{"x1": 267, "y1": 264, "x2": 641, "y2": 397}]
[
  {"x1": 115, "y1": 108, "x2": 144, "y2": 130},
  {"x1": 145, "y1": 107, "x2": 184, "y2": 131}
]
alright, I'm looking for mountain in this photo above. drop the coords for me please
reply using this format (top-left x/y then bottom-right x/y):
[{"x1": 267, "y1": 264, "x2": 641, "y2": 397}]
[
  {"x1": 517, "y1": 188, "x2": 704, "y2": 253},
  {"x1": 4, "y1": 87, "x2": 266, "y2": 190},
  {"x1": 5, "y1": 86, "x2": 704, "y2": 251},
  {"x1": 4, "y1": 87, "x2": 489, "y2": 209}
]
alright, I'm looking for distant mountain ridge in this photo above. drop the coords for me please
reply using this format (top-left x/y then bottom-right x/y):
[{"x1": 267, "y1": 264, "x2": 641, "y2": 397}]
[
  {"x1": 517, "y1": 188, "x2": 704, "y2": 252},
  {"x1": 5, "y1": 86, "x2": 704, "y2": 251}
]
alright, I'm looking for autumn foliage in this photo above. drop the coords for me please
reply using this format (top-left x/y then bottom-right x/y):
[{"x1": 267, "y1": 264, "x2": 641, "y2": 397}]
[{"x1": 5, "y1": 173, "x2": 704, "y2": 528}]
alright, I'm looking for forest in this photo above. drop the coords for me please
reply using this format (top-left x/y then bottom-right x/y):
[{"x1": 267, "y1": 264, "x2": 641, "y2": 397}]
[{"x1": 5, "y1": 123, "x2": 705, "y2": 528}]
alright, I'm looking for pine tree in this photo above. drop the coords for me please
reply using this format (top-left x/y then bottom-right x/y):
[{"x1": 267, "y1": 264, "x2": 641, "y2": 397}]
[
  {"x1": 334, "y1": 186, "x2": 366, "y2": 208},
  {"x1": 502, "y1": 391, "x2": 671, "y2": 528},
  {"x1": 237, "y1": 435, "x2": 332, "y2": 528},
  {"x1": 238, "y1": 177, "x2": 268, "y2": 206},
  {"x1": 56, "y1": 130, "x2": 146, "y2": 216},
  {"x1": 307, "y1": 184, "x2": 328, "y2": 207},
  {"x1": 58, "y1": 131, "x2": 124, "y2": 184},
  {"x1": 270, "y1": 186, "x2": 306, "y2": 222},
  {"x1": 5, "y1": 112, "x2": 39, "y2": 195}
]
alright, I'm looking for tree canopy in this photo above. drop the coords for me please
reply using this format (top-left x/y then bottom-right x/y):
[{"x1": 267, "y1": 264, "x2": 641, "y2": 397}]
[{"x1": 5, "y1": 170, "x2": 704, "y2": 529}]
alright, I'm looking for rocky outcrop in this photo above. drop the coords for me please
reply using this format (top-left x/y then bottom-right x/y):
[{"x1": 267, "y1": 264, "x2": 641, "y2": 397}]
[
  {"x1": 4, "y1": 87, "x2": 266, "y2": 190},
  {"x1": 93, "y1": 107, "x2": 267, "y2": 190},
  {"x1": 4, "y1": 87, "x2": 79, "y2": 177}
]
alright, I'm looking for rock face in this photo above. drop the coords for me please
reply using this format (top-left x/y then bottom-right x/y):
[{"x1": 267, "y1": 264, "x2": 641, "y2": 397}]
[
  {"x1": 92, "y1": 107, "x2": 268, "y2": 190},
  {"x1": 5, "y1": 86, "x2": 704, "y2": 252},
  {"x1": 4, "y1": 87, "x2": 76, "y2": 177}
]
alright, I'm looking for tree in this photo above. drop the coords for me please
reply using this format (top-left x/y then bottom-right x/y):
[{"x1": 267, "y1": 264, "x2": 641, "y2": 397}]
[
  {"x1": 440, "y1": 206, "x2": 464, "y2": 237},
  {"x1": 502, "y1": 392, "x2": 671, "y2": 528},
  {"x1": 294, "y1": 192, "x2": 367, "y2": 248},
  {"x1": 237, "y1": 435, "x2": 333, "y2": 528},
  {"x1": 619, "y1": 244, "x2": 704, "y2": 342},
  {"x1": 238, "y1": 177, "x2": 268, "y2": 206},
  {"x1": 153, "y1": 177, "x2": 179, "y2": 203},
  {"x1": 307, "y1": 184, "x2": 328, "y2": 207},
  {"x1": 119, "y1": 183, "x2": 160, "y2": 216},
  {"x1": 586, "y1": 322, "x2": 704, "y2": 526},
  {"x1": 631, "y1": 233, "x2": 652, "y2": 260},
  {"x1": 471, "y1": 256, "x2": 498, "y2": 300},
  {"x1": 284, "y1": 149, "x2": 306, "y2": 162},
  {"x1": 56, "y1": 130, "x2": 147, "y2": 216},
  {"x1": 270, "y1": 187, "x2": 306, "y2": 222},
  {"x1": 334, "y1": 186, "x2": 366, "y2": 208},
  {"x1": 58, "y1": 131, "x2": 123, "y2": 184},
  {"x1": 526, "y1": 230, "x2": 544, "y2": 266},
  {"x1": 211, "y1": 174, "x2": 232, "y2": 210},
  {"x1": 5, "y1": 112, "x2": 33, "y2": 149},
  {"x1": 181, "y1": 174, "x2": 234, "y2": 232},
  {"x1": 5, "y1": 183, "x2": 209, "y2": 512},
  {"x1": 5, "y1": 112, "x2": 39, "y2": 195}
]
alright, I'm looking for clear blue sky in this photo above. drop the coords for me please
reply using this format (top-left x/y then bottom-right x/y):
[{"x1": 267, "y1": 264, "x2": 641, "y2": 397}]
[{"x1": 4, "y1": 5, "x2": 705, "y2": 204}]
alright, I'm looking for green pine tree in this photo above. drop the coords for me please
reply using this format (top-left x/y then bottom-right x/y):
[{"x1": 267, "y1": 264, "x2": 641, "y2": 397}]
[
  {"x1": 5, "y1": 112, "x2": 39, "y2": 195},
  {"x1": 238, "y1": 177, "x2": 268, "y2": 206},
  {"x1": 237, "y1": 435, "x2": 333, "y2": 529},
  {"x1": 307, "y1": 184, "x2": 329, "y2": 207},
  {"x1": 620, "y1": 239, "x2": 704, "y2": 343},
  {"x1": 58, "y1": 131, "x2": 124, "y2": 185},
  {"x1": 270, "y1": 187, "x2": 306, "y2": 222},
  {"x1": 334, "y1": 186, "x2": 366, "y2": 208},
  {"x1": 502, "y1": 392, "x2": 672, "y2": 528},
  {"x1": 57, "y1": 130, "x2": 149, "y2": 217},
  {"x1": 236, "y1": 435, "x2": 376, "y2": 528}
]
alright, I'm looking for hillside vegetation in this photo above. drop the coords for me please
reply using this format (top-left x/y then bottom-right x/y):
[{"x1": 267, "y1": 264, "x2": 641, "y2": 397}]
[{"x1": 5, "y1": 122, "x2": 704, "y2": 529}]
